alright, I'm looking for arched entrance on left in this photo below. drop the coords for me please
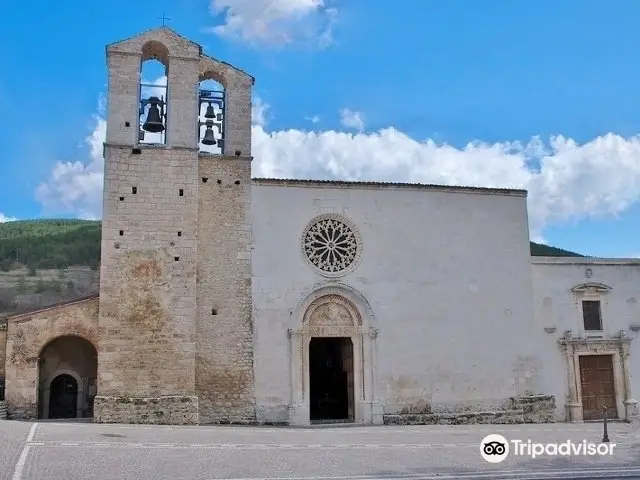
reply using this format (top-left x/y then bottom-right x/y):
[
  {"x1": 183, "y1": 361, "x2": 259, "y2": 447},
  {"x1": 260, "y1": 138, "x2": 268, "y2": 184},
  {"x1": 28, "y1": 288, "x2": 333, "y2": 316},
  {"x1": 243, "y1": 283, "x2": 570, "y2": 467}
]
[{"x1": 38, "y1": 335, "x2": 98, "y2": 419}]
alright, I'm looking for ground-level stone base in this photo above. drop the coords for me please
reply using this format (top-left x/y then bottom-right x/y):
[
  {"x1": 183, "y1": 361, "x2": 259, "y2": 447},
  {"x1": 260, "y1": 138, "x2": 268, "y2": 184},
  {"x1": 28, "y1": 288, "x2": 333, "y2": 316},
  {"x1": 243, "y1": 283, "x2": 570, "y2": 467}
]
[
  {"x1": 93, "y1": 395, "x2": 199, "y2": 425},
  {"x1": 384, "y1": 395, "x2": 556, "y2": 425},
  {"x1": 0, "y1": 401, "x2": 6, "y2": 420},
  {"x1": 5, "y1": 401, "x2": 36, "y2": 420}
]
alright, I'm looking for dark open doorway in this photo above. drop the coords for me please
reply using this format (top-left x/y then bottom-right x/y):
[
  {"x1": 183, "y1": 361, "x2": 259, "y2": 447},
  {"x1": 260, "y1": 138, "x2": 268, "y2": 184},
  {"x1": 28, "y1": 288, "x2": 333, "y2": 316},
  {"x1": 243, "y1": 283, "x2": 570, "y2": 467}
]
[
  {"x1": 309, "y1": 337, "x2": 355, "y2": 423},
  {"x1": 49, "y1": 374, "x2": 78, "y2": 419}
]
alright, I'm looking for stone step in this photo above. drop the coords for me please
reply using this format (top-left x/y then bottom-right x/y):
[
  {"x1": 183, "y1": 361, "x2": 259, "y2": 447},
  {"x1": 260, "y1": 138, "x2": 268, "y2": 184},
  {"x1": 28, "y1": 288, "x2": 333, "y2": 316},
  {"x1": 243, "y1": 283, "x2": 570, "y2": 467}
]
[{"x1": 0, "y1": 401, "x2": 7, "y2": 420}]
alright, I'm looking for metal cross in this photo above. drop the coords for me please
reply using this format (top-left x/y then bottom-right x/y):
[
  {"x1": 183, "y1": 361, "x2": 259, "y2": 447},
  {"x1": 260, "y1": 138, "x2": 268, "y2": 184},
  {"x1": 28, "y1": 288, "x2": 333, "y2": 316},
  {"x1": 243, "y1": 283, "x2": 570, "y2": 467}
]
[{"x1": 159, "y1": 13, "x2": 170, "y2": 26}]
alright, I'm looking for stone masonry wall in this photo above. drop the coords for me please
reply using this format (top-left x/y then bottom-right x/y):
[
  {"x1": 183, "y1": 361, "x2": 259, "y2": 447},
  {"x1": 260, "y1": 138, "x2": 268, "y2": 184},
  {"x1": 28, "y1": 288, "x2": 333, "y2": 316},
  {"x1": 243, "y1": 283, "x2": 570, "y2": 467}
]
[
  {"x1": 97, "y1": 146, "x2": 198, "y2": 403},
  {"x1": 4, "y1": 297, "x2": 99, "y2": 419},
  {"x1": 97, "y1": 27, "x2": 256, "y2": 424},
  {"x1": 0, "y1": 325, "x2": 6, "y2": 381},
  {"x1": 383, "y1": 395, "x2": 556, "y2": 425},
  {"x1": 94, "y1": 395, "x2": 198, "y2": 425},
  {"x1": 196, "y1": 156, "x2": 255, "y2": 423}
]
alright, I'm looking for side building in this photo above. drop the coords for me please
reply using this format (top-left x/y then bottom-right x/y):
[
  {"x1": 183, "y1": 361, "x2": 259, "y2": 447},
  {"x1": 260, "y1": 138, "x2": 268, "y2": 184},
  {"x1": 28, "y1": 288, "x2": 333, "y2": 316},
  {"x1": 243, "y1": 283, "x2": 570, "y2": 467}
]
[{"x1": 532, "y1": 257, "x2": 640, "y2": 423}]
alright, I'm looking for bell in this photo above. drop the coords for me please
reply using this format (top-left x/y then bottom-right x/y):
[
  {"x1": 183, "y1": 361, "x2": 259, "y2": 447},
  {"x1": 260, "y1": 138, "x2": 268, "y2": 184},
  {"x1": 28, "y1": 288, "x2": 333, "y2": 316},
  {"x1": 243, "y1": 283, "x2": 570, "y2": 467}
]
[
  {"x1": 142, "y1": 97, "x2": 165, "y2": 133},
  {"x1": 201, "y1": 126, "x2": 216, "y2": 145},
  {"x1": 204, "y1": 103, "x2": 215, "y2": 119}
]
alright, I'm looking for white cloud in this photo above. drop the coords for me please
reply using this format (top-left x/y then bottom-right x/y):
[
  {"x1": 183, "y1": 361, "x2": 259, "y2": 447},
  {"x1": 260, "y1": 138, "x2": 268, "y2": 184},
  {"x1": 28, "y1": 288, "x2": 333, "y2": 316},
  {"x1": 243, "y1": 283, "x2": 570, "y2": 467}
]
[
  {"x1": 35, "y1": 101, "x2": 640, "y2": 241},
  {"x1": 0, "y1": 213, "x2": 17, "y2": 223},
  {"x1": 305, "y1": 115, "x2": 320, "y2": 124},
  {"x1": 251, "y1": 128, "x2": 640, "y2": 239},
  {"x1": 252, "y1": 97, "x2": 270, "y2": 127},
  {"x1": 339, "y1": 108, "x2": 364, "y2": 132},
  {"x1": 35, "y1": 115, "x2": 106, "y2": 221},
  {"x1": 208, "y1": 0, "x2": 338, "y2": 47}
]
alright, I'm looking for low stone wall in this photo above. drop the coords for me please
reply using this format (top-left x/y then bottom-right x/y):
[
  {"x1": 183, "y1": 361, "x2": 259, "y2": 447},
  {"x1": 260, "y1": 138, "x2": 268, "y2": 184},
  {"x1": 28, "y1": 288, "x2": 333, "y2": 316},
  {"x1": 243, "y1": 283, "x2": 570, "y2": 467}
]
[
  {"x1": 6, "y1": 401, "x2": 37, "y2": 420},
  {"x1": 93, "y1": 395, "x2": 199, "y2": 425},
  {"x1": 0, "y1": 401, "x2": 6, "y2": 420},
  {"x1": 383, "y1": 395, "x2": 556, "y2": 425},
  {"x1": 511, "y1": 394, "x2": 555, "y2": 423}
]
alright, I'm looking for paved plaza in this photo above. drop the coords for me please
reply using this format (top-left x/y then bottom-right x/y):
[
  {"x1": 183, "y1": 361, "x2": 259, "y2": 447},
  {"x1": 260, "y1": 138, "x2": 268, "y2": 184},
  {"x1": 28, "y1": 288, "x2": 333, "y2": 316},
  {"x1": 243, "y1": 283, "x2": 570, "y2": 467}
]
[{"x1": 1, "y1": 420, "x2": 639, "y2": 480}]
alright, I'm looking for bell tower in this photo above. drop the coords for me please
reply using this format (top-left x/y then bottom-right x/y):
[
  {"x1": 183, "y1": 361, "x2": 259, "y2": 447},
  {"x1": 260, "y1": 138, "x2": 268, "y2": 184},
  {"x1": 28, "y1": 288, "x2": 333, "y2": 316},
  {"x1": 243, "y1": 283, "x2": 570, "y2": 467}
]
[{"x1": 95, "y1": 27, "x2": 255, "y2": 424}]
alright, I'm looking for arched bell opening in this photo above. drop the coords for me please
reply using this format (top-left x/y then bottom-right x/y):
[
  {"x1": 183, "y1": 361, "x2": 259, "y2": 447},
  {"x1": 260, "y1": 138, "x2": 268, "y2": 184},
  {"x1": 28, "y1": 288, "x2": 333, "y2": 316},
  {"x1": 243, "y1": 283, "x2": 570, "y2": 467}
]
[
  {"x1": 198, "y1": 74, "x2": 225, "y2": 155},
  {"x1": 139, "y1": 40, "x2": 169, "y2": 145},
  {"x1": 38, "y1": 335, "x2": 98, "y2": 420}
]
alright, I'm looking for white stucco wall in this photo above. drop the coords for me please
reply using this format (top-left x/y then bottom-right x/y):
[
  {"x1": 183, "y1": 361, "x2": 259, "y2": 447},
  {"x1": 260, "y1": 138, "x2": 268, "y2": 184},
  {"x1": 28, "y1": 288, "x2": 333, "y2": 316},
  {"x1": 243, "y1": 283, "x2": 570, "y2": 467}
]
[
  {"x1": 531, "y1": 258, "x2": 640, "y2": 421},
  {"x1": 251, "y1": 180, "x2": 551, "y2": 424}
]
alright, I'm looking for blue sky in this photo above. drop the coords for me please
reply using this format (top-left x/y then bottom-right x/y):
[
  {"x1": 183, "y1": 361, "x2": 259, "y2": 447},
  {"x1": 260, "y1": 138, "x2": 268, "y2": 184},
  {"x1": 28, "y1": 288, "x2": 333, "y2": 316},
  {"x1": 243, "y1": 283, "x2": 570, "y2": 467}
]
[{"x1": 1, "y1": 0, "x2": 639, "y2": 257}]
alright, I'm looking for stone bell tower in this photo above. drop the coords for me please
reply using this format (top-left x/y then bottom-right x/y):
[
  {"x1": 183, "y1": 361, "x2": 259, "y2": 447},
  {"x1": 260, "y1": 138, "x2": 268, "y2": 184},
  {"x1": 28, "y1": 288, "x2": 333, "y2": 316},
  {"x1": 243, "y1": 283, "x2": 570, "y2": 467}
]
[{"x1": 95, "y1": 27, "x2": 255, "y2": 424}]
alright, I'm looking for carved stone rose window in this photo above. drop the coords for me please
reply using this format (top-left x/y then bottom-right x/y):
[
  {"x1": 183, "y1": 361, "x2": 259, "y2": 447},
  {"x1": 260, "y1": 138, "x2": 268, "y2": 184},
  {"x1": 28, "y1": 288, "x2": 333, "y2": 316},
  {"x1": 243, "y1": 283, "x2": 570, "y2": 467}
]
[{"x1": 301, "y1": 214, "x2": 362, "y2": 277}]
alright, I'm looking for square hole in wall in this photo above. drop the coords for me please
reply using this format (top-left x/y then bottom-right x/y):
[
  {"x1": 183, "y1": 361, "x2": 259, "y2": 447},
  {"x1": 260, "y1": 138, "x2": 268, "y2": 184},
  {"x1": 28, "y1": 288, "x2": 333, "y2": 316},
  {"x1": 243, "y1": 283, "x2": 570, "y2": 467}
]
[
  {"x1": 119, "y1": 230, "x2": 124, "y2": 236},
  {"x1": 177, "y1": 231, "x2": 182, "y2": 237},
  {"x1": 174, "y1": 256, "x2": 180, "y2": 261},
  {"x1": 179, "y1": 189, "x2": 184, "y2": 196},
  {"x1": 132, "y1": 187, "x2": 137, "y2": 194}
]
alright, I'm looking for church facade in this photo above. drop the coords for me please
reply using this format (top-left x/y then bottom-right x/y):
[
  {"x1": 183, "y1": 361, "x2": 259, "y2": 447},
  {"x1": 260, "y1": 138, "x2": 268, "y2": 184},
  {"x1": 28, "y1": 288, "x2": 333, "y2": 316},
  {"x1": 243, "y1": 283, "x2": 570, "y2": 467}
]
[{"x1": 0, "y1": 28, "x2": 638, "y2": 426}]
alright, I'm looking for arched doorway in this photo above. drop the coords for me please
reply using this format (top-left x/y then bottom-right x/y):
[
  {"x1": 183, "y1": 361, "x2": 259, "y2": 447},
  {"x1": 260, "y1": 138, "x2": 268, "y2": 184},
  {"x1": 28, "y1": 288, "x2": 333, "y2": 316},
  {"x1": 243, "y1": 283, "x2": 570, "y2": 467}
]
[
  {"x1": 38, "y1": 335, "x2": 98, "y2": 419},
  {"x1": 49, "y1": 374, "x2": 78, "y2": 419},
  {"x1": 288, "y1": 290, "x2": 381, "y2": 426}
]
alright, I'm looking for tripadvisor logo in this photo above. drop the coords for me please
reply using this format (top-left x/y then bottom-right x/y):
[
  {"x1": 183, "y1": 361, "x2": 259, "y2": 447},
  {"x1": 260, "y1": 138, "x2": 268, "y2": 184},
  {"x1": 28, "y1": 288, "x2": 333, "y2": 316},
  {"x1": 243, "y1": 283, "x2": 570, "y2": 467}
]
[
  {"x1": 481, "y1": 434, "x2": 510, "y2": 463},
  {"x1": 480, "y1": 434, "x2": 616, "y2": 462}
]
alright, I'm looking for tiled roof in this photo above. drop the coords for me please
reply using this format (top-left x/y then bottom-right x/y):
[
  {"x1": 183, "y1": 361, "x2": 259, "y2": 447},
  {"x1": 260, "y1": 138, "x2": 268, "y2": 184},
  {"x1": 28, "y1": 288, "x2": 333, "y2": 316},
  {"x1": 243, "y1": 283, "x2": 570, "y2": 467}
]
[
  {"x1": 251, "y1": 178, "x2": 527, "y2": 195},
  {"x1": 3, "y1": 294, "x2": 99, "y2": 322}
]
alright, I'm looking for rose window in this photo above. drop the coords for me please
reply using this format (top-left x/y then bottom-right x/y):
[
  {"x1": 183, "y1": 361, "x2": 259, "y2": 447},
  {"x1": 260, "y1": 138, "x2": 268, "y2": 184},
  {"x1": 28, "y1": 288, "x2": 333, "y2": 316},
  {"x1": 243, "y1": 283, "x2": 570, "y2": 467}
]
[{"x1": 303, "y1": 217, "x2": 360, "y2": 275}]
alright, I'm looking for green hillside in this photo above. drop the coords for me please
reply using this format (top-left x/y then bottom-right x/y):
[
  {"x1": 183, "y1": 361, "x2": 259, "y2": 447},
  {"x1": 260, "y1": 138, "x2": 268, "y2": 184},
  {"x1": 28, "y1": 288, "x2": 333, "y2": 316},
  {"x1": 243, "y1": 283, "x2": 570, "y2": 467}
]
[
  {"x1": 0, "y1": 219, "x2": 101, "y2": 272},
  {"x1": 0, "y1": 219, "x2": 582, "y2": 271},
  {"x1": 530, "y1": 241, "x2": 583, "y2": 257}
]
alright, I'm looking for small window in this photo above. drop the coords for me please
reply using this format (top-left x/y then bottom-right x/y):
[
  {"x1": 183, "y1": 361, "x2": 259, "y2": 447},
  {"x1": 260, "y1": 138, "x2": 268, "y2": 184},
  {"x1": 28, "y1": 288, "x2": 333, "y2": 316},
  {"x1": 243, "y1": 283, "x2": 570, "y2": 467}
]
[{"x1": 582, "y1": 300, "x2": 603, "y2": 331}]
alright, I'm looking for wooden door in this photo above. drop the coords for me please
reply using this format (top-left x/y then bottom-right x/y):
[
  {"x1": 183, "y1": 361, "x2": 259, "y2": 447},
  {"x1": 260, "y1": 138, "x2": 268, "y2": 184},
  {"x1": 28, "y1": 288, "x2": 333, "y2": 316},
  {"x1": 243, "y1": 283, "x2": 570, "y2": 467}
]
[
  {"x1": 579, "y1": 355, "x2": 617, "y2": 420},
  {"x1": 341, "y1": 339, "x2": 355, "y2": 421}
]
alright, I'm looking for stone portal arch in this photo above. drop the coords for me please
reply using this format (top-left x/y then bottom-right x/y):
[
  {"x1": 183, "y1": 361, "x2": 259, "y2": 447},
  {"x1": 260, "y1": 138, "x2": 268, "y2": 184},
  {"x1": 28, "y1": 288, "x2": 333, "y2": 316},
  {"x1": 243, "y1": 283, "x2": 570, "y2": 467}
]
[
  {"x1": 288, "y1": 286, "x2": 381, "y2": 425},
  {"x1": 38, "y1": 335, "x2": 98, "y2": 419}
]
